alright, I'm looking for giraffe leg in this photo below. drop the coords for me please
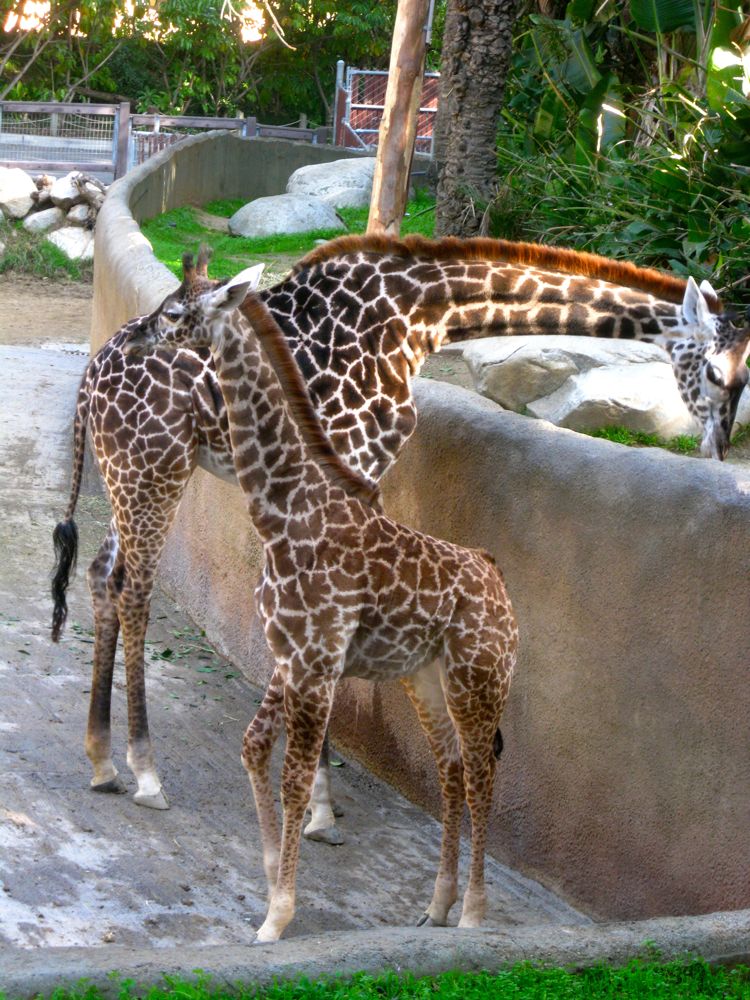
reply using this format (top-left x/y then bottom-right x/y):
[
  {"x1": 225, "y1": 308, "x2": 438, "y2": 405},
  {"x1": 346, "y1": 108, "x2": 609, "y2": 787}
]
[
  {"x1": 303, "y1": 732, "x2": 344, "y2": 845},
  {"x1": 241, "y1": 668, "x2": 285, "y2": 895},
  {"x1": 443, "y1": 651, "x2": 508, "y2": 929},
  {"x1": 85, "y1": 521, "x2": 126, "y2": 793},
  {"x1": 255, "y1": 666, "x2": 338, "y2": 943},
  {"x1": 114, "y1": 498, "x2": 185, "y2": 810},
  {"x1": 402, "y1": 661, "x2": 464, "y2": 927}
]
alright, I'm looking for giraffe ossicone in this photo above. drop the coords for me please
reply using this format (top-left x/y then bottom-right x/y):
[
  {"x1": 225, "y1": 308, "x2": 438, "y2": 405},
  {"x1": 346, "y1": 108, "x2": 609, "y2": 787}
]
[
  {"x1": 50, "y1": 235, "x2": 750, "y2": 827},
  {"x1": 122, "y1": 254, "x2": 519, "y2": 941}
]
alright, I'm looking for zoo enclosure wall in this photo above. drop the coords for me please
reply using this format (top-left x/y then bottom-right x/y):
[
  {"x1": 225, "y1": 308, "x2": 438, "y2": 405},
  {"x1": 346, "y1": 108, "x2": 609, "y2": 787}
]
[{"x1": 90, "y1": 130, "x2": 750, "y2": 923}]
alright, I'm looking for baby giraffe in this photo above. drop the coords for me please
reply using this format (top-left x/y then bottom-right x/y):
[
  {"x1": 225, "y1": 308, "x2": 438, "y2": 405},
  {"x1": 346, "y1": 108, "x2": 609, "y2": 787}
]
[{"x1": 124, "y1": 254, "x2": 518, "y2": 943}]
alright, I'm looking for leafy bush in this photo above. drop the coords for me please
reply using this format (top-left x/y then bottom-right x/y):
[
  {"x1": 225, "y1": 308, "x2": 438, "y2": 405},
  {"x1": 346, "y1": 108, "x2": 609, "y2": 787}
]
[{"x1": 492, "y1": 2, "x2": 750, "y2": 304}]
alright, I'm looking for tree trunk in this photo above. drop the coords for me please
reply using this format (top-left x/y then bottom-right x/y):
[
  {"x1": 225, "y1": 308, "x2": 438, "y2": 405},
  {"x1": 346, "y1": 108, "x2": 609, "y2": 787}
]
[
  {"x1": 368, "y1": 0, "x2": 431, "y2": 235},
  {"x1": 435, "y1": 0, "x2": 517, "y2": 237}
]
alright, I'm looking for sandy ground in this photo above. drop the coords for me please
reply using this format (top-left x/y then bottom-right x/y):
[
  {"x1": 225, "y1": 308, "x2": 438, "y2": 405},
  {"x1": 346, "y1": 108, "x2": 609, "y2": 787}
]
[{"x1": 0, "y1": 277, "x2": 585, "y2": 955}]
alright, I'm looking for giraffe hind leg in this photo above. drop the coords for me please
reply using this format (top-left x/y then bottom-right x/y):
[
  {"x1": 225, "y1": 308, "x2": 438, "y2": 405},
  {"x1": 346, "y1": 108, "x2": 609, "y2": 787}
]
[
  {"x1": 403, "y1": 660, "x2": 463, "y2": 927},
  {"x1": 115, "y1": 493, "x2": 187, "y2": 810},
  {"x1": 85, "y1": 521, "x2": 126, "y2": 794},
  {"x1": 443, "y1": 633, "x2": 513, "y2": 929}
]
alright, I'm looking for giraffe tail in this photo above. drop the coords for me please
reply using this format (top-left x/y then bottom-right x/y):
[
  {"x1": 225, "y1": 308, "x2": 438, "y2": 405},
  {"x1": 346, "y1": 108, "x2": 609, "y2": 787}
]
[{"x1": 51, "y1": 368, "x2": 90, "y2": 642}]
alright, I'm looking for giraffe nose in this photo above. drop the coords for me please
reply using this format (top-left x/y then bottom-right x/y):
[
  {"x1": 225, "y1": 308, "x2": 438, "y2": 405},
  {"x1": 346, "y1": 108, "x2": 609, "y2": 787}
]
[{"x1": 706, "y1": 362, "x2": 724, "y2": 387}]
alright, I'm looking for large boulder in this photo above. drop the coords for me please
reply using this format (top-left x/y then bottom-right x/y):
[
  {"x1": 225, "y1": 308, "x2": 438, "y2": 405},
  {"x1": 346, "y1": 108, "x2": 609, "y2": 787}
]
[
  {"x1": 0, "y1": 167, "x2": 36, "y2": 219},
  {"x1": 228, "y1": 194, "x2": 344, "y2": 237},
  {"x1": 23, "y1": 206, "x2": 66, "y2": 233},
  {"x1": 46, "y1": 225, "x2": 95, "y2": 261},
  {"x1": 49, "y1": 171, "x2": 84, "y2": 212},
  {"x1": 286, "y1": 157, "x2": 376, "y2": 208},
  {"x1": 458, "y1": 335, "x2": 702, "y2": 438}
]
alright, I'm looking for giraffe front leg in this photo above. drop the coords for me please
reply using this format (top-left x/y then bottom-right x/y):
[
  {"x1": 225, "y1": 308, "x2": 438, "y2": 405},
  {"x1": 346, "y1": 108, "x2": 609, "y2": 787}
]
[
  {"x1": 241, "y1": 668, "x2": 285, "y2": 896},
  {"x1": 255, "y1": 667, "x2": 338, "y2": 943},
  {"x1": 403, "y1": 662, "x2": 463, "y2": 927},
  {"x1": 303, "y1": 731, "x2": 344, "y2": 846},
  {"x1": 85, "y1": 523, "x2": 126, "y2": 794}
]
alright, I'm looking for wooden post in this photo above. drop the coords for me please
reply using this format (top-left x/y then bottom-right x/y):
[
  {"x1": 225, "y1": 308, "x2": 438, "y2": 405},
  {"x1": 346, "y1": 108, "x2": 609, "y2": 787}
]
[
  {"x1": 114, "y1": 102, "x2": 130, "y2": 179},
  {"x1": 367, "y1": 0, "x2": 430, "y2": 235}
]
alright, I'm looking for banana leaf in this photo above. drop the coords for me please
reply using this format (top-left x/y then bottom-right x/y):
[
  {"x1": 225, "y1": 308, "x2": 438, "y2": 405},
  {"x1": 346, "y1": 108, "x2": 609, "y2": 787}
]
[{"x1": 629, "y1": 0, "x2": 696, "y2": 33}]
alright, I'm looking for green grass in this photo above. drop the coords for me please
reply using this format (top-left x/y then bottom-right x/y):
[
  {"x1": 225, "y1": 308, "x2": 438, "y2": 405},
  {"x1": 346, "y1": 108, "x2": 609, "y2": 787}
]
[
  {"x1": 0, "y1": 222, "x2": 93, "y2": 281},
  {"x1": 9, "y1": 960, "x2": 749, "y2": 1000},
  {"x1": 141, "y1": 191, "x2": 436, "y2": 281},
  {"x1": 585, "y1": 426, "x2": 700, "y2": 455}
]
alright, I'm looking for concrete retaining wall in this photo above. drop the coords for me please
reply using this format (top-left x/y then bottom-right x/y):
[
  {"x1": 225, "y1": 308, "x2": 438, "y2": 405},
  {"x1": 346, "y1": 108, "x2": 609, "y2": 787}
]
[{"x1": 91, "y1": 131, "x2": 750, "y2": 923}]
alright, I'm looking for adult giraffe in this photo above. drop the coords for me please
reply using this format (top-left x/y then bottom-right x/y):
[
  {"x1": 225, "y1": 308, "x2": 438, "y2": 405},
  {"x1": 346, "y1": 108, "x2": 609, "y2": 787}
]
[{"x1": 52, "y1": 236, "x2": 750, "y2": 830}]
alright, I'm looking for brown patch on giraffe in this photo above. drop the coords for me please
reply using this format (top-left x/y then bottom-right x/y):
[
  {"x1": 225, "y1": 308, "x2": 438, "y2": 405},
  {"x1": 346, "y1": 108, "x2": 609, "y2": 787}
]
[{"x1": 294, "y1": 234, "x2": 721, "y2": 311}]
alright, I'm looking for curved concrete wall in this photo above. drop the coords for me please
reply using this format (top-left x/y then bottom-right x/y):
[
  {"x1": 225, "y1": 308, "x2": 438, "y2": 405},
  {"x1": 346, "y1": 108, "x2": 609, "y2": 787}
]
[{"x1": 91, "y1": 131, "x2": 750, "y2": 921}]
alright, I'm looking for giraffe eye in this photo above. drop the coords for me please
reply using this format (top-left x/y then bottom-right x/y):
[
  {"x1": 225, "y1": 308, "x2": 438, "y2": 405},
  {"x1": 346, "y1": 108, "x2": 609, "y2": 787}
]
[{"x1": 163, "y1": 306, "x2": 183, "y2": 323}]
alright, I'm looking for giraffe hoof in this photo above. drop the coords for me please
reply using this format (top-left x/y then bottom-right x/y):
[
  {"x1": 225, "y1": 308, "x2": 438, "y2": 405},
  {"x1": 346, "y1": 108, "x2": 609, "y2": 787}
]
[
  {"x1": 303, "y1": 825, "x2": 344, "y2": 846},
  {"x1": 91, "y1": 775, "x2": 128, "y2": 795},
  {"x1": 133, "y1": 788, "x2": 169, "y2": 810},
  {"x1": 417, "y1": 913, "x2": 444, "y2": 928}
]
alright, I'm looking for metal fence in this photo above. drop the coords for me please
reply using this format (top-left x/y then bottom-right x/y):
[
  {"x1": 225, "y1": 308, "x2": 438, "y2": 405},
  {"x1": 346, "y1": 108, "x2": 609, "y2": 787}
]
[
  {"x1": 333, "y1": 63, "x2": 440, "y2": 155},
  {"x1": 0, "y1": 102, "x2": 331, "y2": 179},
  {"x1": 0, "y1": 101, "x2": 129, "y2": 177}
]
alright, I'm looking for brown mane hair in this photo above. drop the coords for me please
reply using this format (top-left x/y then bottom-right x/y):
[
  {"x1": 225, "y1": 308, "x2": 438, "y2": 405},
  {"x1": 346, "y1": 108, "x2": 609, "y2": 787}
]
[
  {"x1": 239, "y1": 296, "x2": 381, "y2": 508},
  {"x1": 293, "y1": 234, "x2": 721, "y2": 311}
]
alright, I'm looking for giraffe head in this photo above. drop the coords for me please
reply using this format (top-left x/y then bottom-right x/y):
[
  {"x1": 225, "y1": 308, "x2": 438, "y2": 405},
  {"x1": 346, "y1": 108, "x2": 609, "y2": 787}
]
[
  {"x1": 124, "y1": 248, "x2": 265, "y2": 356},
  {"x1": 660, "y1": 279, "x2": 750, "y2": 460}
]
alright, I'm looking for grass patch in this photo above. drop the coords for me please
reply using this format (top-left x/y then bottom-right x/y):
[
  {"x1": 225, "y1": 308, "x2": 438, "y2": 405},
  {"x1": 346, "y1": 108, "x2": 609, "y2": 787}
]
[
  {"x1": 585, "y1": 426, "x2": 700, "y2": 455},
  {"x1": 141, "y1": 191, "x2": 435, "y2": 281},
  {"x1": 0, "y1": 223, "x2": 92, "y2": 281},
  {"x1": 11, "y1": 960, "x2": 749, "y2": 1000}
]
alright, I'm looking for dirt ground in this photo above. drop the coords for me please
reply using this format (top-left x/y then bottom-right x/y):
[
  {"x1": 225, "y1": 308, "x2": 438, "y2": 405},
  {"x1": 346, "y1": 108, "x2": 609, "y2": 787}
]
[{"x1": 0, "y1": 276, "x2": 586, "y2": 954}]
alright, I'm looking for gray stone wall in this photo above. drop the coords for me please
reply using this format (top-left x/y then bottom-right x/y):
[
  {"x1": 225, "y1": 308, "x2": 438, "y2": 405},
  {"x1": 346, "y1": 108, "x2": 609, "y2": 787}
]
[{"x1": 91, "y1": 130, "x2": 750, "y2": 921}]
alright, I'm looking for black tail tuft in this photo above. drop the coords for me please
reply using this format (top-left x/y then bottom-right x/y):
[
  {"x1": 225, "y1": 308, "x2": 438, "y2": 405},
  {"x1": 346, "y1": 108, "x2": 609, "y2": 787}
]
[
  {"x1": 51, "y1": 519, "x2": 78, "y2": 642},
  {"x1": 493, "y1": 728, "x2": 504, "y2": 760}
]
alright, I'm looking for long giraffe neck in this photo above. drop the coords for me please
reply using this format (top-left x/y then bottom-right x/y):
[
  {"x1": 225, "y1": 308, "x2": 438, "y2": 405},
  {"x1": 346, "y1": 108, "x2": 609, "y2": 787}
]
[
  {"x1": 273, "y1": 234, "x2": 711, "y2": 376},
  {"x1": 210, "y1": 316, "x2": 330, "y2": 544},
  {"x1": 210, "y1": 300, "x2": 375, "y2": 543}
]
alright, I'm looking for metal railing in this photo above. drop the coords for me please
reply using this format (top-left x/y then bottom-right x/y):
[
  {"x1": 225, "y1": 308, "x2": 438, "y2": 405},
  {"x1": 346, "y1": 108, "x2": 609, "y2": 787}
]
[
  {"x1": 333, "y1": 62, "x2": 439, "y2": 155},
  {"x1": 0, "y1": 102, "x2": 332, "y2": 179},
  {"x1": 0, "y1": 101, "x2": 129, "y2": 177}
]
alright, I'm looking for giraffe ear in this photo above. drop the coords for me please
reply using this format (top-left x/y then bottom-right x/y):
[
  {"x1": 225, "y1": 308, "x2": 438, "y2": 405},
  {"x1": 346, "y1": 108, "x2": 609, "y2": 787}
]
[
  {"x1": 699, "y1": 278, "x2": 720, "y2": 309},
  {"x1": 203, "y1": 264, "x2": 265, "y2": 313},
  {"x1": 681, "y1": 276, "x2": 714, "y2": 340}
]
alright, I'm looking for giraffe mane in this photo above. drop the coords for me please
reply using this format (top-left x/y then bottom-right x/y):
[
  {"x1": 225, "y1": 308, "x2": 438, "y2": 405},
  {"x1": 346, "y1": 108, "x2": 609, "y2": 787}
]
[
  {"x1": 293, "y1": 234, "x2": 722, "y2": 311},
  {"x1": 238, "y1": 296, "x2": 382, "y2": 508}
]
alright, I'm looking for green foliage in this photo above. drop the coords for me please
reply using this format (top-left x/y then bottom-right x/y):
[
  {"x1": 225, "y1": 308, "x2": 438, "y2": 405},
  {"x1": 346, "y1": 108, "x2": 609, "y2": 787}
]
[
  {"x1": 629, "y1": 0, "x2": 697, "y2": 34},
  {"x1": 0, "y1": 223, "x2": 92, "y2": 281},
  {"x1": 0, "y1": 1, "x2": 401, "y2": 122},
  {"x1": 141, "y1": 192, "x2": 436, "y2": 280},
  {"x1": 493, "y1": 2, "x2": 750, "y2": 303},
  {"x1": 15, "y1": 959, "x2": 750, "y2": 1000}
]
